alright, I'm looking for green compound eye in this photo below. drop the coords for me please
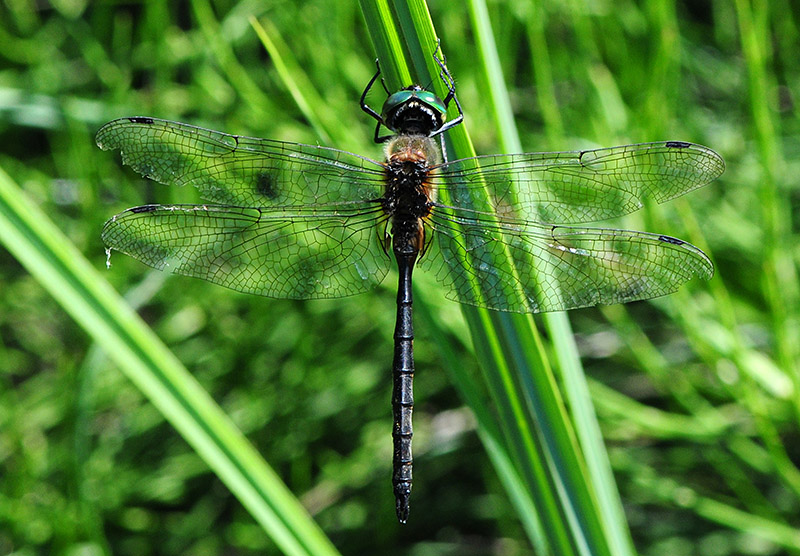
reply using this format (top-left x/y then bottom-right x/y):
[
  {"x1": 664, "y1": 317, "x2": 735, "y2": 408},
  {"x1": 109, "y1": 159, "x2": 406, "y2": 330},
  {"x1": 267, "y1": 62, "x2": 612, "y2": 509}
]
[
  {"x1": 414, "y1": 91, "x2": 447, "y2": 116},
  {"x1": 381, "y1": 90, "x2": 415, "y2": 120}
]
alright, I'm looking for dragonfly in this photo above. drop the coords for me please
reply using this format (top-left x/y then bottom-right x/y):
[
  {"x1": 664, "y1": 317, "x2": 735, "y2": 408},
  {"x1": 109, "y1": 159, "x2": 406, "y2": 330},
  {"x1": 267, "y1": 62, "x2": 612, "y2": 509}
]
[{"x1": 97, "y1": 47, "x2": 724, "y2": 524}]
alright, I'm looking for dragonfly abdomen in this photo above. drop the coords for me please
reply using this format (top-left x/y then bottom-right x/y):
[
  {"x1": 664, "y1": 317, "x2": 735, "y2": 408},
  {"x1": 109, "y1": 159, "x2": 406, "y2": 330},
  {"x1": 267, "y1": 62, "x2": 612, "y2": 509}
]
[
  {"x1": 383, "y1": 134, "x2": 442, "y2": 523},
  {"x1": 391, "y1": 250, "x2": 415, "y2": 524}
]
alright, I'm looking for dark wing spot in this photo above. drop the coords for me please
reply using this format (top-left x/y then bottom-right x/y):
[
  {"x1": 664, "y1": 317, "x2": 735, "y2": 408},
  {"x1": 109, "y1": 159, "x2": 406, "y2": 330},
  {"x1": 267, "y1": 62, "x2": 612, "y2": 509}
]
[
  {"x1": 658, "y1": 235, "x2": 685, "y2": 246},
  {"x1": 665, "y1": 141, "x2": 691, "y2": 149},
  {"x1": 127, "y1": 117, "x2": 155, "y2": 124},
  {"x1": 131, "y1": 205, "x2": 158, "y2": 213},
  {"x1": 255, "y1": 171, "x2": 278, "y2": 199}
]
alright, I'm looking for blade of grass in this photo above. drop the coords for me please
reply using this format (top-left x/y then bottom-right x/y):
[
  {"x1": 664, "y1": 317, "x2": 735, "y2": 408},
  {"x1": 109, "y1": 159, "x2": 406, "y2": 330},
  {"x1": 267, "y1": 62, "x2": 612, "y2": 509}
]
[
  {"x1": 359, "y1": 1, "x2": 624, "y2": 554},
  {"x1": 468, "y1": 2, "x2": 636, "y2": 555},
  {"x1": 189, "y1": 0, "x2": 275, "y2": 121},
  {"x1": 357, "y1": 5, "x2": 572, "y2": 550},
  {"x1": 0, "y1": 166, "x2": 340, "y2": 556},
  {"x1": 359, "y1": 0, "x2": 411, "y2": 90},
  {"x1": 249, "y1": 17, "x2": 333, "y2": 146},
  {"x1": 414, "y1": 292, "x2": 547, "y2": 551},
  {"x1": 617, "y1": 449, "x2": 800, "y2": 549},
  {"x1": 734, "y1": 0, "x2": 800, "y2": 407}
]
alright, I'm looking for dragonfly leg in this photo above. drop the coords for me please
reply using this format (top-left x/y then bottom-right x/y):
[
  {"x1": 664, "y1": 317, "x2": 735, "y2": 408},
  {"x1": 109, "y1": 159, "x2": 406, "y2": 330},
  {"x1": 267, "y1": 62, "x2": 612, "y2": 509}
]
[
  {"x1": 360, "y1": 60, "x2": 384, "y2": 123},
  {"x1": 431, "y1": 43, "x2": 464, "y2": 137},
  {"x1": 361, "y1": 60, "x2": 397, "y2": 144}
]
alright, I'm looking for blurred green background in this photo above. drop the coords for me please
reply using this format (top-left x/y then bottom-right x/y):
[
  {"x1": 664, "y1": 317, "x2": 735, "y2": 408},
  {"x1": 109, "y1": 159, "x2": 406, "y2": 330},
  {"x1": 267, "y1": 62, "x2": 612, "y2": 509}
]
[{"x1": 1, "y1": 1, "x2": 798, "y2": 555}]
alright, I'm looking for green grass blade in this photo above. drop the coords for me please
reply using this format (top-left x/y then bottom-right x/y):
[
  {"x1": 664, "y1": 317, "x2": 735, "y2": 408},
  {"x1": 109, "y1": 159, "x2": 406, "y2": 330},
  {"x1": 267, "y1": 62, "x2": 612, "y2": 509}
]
[
  {"x1": 734, "y1": 0, "x2": 800, "y2": 399},
  {"x1": 189, "y1": 0, "x2": 275, "y2": 121},
  {"x1": 414, "y1": 293, "x2": 547, "y2": 550},
  {"x1": 358, "y1": 2, "x2": 625, "y2": 554},
  {"x1": 467, "y1": 1, "x2": 636, "y2": 555},
  {"x1": 0, "y1": 165, "x2": 340, "y2": 556},
  {"x1": 249, "y1": 17, "x2": 333, "y2": 146}
]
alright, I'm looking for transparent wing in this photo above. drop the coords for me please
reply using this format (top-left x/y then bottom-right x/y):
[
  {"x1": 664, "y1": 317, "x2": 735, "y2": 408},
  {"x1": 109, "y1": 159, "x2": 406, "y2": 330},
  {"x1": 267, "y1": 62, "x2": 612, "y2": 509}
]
[
  {"x1": 101, "y1": 203, "x2": 391, "y2": 299},
  {"x1": 433, "y1": 141, "x2": 724, "y2": 224},
  {"x1": 419, "y1": 208, "x2": 713, "y2": 313},
  {"x1": 98, "y1": 119, "x2": 720, "y2": 310},
  {"x1": 96, "y1": 117, "x2": 386, "y2": 206}
]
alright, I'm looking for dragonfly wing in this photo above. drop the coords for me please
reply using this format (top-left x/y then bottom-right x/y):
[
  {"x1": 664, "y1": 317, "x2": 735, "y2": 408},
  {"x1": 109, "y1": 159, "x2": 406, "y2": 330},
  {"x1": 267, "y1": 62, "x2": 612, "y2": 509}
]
[
  {"x1": 420, "y1": 210, "x2": 713, "y2": 313},
  {"x1": 96, "y1": 117, "x2": 386, "y2": 206},
  {"x1": 433, "y1": 142, "x2": 724, "y2": 224},
  {"x1": 102, "y1": 203, "x2": 391, "y2": 299}
]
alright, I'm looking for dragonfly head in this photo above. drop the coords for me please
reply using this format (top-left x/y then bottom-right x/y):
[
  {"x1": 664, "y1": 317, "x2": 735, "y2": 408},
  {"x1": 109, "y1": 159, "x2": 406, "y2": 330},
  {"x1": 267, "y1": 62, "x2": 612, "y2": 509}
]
[{"x1": 381, "y1": 85, "x2": 447, "y2": 137}]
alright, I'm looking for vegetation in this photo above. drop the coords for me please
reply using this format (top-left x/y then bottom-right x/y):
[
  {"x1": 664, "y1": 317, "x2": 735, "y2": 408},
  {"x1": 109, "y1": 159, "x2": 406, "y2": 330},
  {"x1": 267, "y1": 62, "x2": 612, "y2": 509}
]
[{"x1": 0, "y1": 1, "x2": 798, "y2": 555}]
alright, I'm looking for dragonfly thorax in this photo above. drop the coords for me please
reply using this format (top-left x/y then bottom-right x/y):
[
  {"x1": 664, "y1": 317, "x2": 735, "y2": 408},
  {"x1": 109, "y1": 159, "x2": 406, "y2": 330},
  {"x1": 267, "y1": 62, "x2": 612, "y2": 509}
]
[
  {"x1": 384, "y1": 134, "x2": 441, "y2": 166},
  {"x1": 383, "y1": 135, "x2": 439, "y2": 256}
]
